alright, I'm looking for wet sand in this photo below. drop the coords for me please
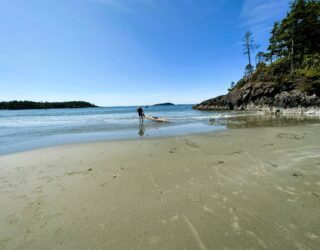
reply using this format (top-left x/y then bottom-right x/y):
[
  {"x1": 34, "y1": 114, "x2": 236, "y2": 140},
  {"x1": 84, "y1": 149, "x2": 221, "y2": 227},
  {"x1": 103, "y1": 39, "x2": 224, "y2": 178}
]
[{"x1": 0, "y1": 125, "x2": 320, "y2": 249}]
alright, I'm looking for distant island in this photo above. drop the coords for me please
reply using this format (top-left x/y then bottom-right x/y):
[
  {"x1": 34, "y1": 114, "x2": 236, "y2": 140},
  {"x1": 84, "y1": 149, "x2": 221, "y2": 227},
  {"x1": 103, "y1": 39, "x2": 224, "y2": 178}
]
[
  {"x1": 152, "y1": 102, "x2": 175, "y2": 106},
  {"x1": 0, "y1": 101, "x2": 97, "y2": 110},
  {"x1": 194, "y1": 0, "x2": 320, "y2": 113}
]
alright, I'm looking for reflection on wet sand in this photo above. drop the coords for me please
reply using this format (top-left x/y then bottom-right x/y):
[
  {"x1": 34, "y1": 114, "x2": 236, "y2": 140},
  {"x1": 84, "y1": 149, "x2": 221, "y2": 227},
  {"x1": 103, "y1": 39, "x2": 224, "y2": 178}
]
[
  {"x1": 138, "y1": 121, "x2": 145, "y2": 136},
  {"x1": 210, "y1": 114, "x2": 320, "y2": 128}
]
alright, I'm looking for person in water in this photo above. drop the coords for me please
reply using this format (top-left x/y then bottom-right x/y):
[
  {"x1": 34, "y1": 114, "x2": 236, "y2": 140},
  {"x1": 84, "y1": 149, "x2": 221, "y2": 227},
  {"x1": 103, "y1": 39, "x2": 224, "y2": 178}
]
[{"x1": 137, "y1": 106, "x2": 144, "y2": 120}]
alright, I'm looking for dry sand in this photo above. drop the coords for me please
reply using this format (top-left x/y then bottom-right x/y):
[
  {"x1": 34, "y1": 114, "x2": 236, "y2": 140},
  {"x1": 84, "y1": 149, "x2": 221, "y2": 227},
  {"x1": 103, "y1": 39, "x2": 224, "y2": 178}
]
[{"x1": 0, "y1": 125, "x2": 320, "y2": 249}]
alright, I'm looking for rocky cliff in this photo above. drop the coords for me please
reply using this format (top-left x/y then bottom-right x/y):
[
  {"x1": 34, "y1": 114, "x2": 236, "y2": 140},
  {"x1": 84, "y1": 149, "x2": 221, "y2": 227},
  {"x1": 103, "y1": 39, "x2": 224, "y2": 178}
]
[{"x1": 193, "y1": 81, "x2": 320, "y2": 113}]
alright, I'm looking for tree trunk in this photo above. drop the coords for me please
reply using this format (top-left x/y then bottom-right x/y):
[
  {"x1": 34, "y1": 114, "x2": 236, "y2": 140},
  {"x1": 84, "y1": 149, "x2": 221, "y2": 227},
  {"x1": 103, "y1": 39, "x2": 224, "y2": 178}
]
[
  {"x1": 248, "y1": 47, "x2": 252, "y2": 75},
  {"x1": 290, "y1": 39, "x2": 294, "y2": 74}
]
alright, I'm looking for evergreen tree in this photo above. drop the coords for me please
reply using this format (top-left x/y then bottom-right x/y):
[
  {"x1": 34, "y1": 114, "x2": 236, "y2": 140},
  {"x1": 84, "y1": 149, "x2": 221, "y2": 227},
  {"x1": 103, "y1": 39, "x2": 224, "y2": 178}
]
[
  {"x1": 244, "y1": 64, "x2": 254, "y2": 78},
  {"x1": 301, "y1": 0, "x2": 320, "y2": 54},
  {"x1": 267, "y1": 22, "x2": 281, "y2": 62},
  {"x1": 242, "y1": 31, "x2": 259, "y2": 77},
  {"x1": 255, "y1": 51, "x2": 265, "y2": 65},
  {"x1": 238, "y1": 0, "x2": 320, "y2": 95},
  {"x1": 275, "y1": 0, "x2": 320, "y2": 69}
]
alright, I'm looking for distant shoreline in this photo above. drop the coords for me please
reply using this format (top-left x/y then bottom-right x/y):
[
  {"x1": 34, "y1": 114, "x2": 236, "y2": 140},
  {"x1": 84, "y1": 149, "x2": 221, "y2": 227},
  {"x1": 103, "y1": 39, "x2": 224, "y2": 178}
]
[
  {"x1": 0, "y1": 100, "x2": 96, "y2": 110},
  {"x1": 152, "y1": 102, "x2": 175, "y2": 106}
]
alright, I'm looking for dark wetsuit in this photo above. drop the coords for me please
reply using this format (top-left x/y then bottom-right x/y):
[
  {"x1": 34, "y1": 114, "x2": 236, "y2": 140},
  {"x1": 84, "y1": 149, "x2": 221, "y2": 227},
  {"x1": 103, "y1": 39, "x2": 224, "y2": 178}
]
[{"x1": 137, "y1": 107, "x2": 144, "y2": 119}]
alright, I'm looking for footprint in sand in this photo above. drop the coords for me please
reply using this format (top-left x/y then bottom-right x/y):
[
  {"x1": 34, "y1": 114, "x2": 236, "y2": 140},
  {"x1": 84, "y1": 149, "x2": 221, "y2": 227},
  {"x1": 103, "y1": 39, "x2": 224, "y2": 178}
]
[
  {"x1": 311, "y1": 192, "x2": 319, "y2": 198},
  {"x1": 170, "y1": 214, "x2": 179, "y2": 222},
  {"x1": 276, "y1": 133, "x2": 304, "y2": 140},
  {"x1": 65, "y1": 168, "x2": 93, "y2": 176},
  {"x1": 203, "y1": 205, "x2": 213, "y2": 214},
  {"x1": 292, "y1": 170, "x2": 304, "y2": 177},
  {"x1": 169, "y1": 147, "x2": 178, "y2": 153},
  {"x1": 276, "y1": 186, "x2": 298, "y2": 196},
  {"x1": 267, "y1": 162, "x2": 278, "y2": 168},
  {"x1": 149, "y1": 235, "x2": 161, "y2": 245},
  {"x1": 184, "y1": 140, "x2": 200, "y2": 149},
  {"x1": 231, "y1": 216, "x2": 241, "y2": 233},
  {"x1": 6, "y1": 214, "x2": 18, "y2": 225},
  {"x1": 158, "y1": 219, "x2": 167, "y2": 224},
  {"x1": 305, "y1": 232, "x2": 319, "y2": 240},
  {"x1": 246, "y1": 231, "x2": 267, "y2": 248},
  {"x1": 227, "y1": 151, "x2": 243, "y2": 156}
]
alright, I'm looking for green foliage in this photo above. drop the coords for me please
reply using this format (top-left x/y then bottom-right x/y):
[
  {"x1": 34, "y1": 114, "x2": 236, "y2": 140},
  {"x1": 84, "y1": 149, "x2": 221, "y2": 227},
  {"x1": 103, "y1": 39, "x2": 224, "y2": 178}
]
[
  {"x1": 268, "y1": 22, "x2": 283, "y2": 62},
  {"x1": 255, "y1": 52, "x2": 266, "y2": 65},
  {"x1": 251, "y1": 62, "x2": 268, "y2": 82},
  {"x1": 244, "y1": 64, "x2": 254, "y2": 77},
  {"x1": 297, "y1": 77, "x2": 320, "y2": 96},
  {"x1": 228, "y1": 81, "x2": 236, "y2": 92},
  {"x1": 265, "y1": 58, "x2": 291, "y2": 78},
  {"x1": 234, "y1": 0, "x2": 320, "y2": 95},
  {"x1": 270, "y1": 0, "x2": 320, "y2": 64},
  {"x1": 249, "y1": 0, "x2": 320, "y2": 74},
  {"x1": 234, "y1": 77, "x2": 248, "y2": 89},
  {"x1": 296, "y1": 53, "x2": 320, "y2": 95},
  {"x1": 242, "y1": 31, "x2": 259, "y2": 76},
  {"x1": 0, "y1": 101, "x2": 96, "y2": 110},
  {"x1": 301, "y1": 53, "x2": 320, "y2": 70},
  {"x1": 297, "y1": 69, "x2": 320, "y2": 78}
]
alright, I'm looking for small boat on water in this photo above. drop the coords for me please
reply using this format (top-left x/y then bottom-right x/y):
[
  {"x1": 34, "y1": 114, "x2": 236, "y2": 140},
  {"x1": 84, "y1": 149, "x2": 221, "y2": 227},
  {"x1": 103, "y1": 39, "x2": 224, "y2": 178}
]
[{"x1": 144, "y1": 115, "x2": 169, "y2": 123}]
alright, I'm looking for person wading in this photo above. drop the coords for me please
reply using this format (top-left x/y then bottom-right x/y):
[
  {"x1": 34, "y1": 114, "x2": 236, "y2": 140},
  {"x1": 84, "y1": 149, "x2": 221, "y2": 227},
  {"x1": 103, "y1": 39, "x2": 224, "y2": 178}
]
[{"x1": 137, "y1": 106, "x2": 144, "y2": 121}]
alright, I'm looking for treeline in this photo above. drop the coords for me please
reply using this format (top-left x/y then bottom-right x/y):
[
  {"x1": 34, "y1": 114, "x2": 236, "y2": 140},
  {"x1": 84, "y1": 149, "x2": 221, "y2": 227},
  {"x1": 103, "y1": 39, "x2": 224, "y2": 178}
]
[
  {"x1": 0, "y1": 101, "x2": 96, "y2": 110},
  {"x1": 236, "y1": 0, "x2": 320, "y2": 96},
  {"x1": 266, "y1": 0, "x2": 319, "y2": 64}
]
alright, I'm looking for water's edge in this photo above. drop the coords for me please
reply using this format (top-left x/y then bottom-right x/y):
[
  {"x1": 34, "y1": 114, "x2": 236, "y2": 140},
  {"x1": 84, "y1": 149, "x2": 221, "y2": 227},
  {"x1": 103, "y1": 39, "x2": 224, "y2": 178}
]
[{"x1": 1, "y1": 105, "x2": 319, "y2": 156}]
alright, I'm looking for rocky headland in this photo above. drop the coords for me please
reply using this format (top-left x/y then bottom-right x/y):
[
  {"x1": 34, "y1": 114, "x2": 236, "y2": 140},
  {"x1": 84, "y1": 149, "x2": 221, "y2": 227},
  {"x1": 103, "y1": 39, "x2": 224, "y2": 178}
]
[
  {"x1": 194, "y1": 0, "x2": 320, "y2": 114},
  {"x1": 194, "y1": 81, "x2": 320, "y2": 114}
]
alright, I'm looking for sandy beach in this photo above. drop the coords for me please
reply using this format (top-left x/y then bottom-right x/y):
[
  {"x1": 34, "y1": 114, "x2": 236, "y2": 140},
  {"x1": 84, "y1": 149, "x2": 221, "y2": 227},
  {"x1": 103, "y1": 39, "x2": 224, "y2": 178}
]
[{"x1": 1, "y1": 124, "x2": 320, "y2": 249}]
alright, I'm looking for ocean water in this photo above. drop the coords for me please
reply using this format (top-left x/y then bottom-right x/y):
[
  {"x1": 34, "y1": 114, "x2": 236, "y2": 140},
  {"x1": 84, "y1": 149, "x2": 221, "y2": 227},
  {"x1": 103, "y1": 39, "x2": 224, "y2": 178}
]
[{"x1": 0, "y1": 105, "x2": 237, "y2": 155}]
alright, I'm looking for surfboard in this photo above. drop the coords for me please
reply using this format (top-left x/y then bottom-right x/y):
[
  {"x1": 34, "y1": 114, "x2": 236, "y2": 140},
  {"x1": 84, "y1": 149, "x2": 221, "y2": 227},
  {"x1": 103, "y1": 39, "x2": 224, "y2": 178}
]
[{"x1": 144, "y1": 115, "x2": 169, "y2": 123}]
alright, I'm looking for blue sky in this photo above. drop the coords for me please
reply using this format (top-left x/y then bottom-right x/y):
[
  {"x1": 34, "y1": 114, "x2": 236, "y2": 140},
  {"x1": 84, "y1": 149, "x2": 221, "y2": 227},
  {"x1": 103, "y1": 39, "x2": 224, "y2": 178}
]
[{"x1": 0, "y1": 0, "x2": 290, "y2": 106}]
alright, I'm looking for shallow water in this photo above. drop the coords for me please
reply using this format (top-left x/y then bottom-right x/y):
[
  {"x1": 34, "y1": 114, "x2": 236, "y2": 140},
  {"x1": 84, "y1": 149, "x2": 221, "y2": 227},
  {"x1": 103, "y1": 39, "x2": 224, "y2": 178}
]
[
  {"x1": 216, "y1": 114, "x2": 320, "y2": 128},
  {"x1": 0, "y1": 105, "x2": 319, "y2": 155},
  {"x1": 0, "y1": 105, "x2": 234, "y2": 155}
]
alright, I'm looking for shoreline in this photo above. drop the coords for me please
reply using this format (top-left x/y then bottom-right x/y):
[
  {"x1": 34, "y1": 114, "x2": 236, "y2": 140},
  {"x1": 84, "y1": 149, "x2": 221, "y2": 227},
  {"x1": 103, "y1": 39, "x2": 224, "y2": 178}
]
[
  {"x1": 2, "y1": 105, "x2": 320, "y2": 157},
  {"x1": 194, "y1": 104, "x2": 320, "y2": 114},
  {"x1": 0, "y1": 122, "x2": 225, "y2": 156},
  {"x1": 2, "y1": 115, "x2": 320, "y2": 157},
  {"x1": 2, "y1": 113, "x2": 320, "y2": 156},
  {"x1": 1, "y1": 124, "x2": 320, "y2": 249},
  {"x1": 0, "y1": 112, "x2": 320, "y2": 156}
]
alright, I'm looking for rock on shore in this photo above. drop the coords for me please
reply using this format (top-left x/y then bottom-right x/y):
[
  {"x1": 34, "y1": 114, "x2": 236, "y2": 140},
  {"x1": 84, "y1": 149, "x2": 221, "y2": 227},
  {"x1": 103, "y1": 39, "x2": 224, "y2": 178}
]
[{"x1": 194, "y1": 81, "x2": 320, "y2": 113}]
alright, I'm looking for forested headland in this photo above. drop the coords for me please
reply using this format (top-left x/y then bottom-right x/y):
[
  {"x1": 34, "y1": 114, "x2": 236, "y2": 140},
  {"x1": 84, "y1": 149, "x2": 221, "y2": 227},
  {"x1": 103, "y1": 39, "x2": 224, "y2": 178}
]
[
  {"x1": 195, "y1": 0, "x2": 320, "y2": 111},
  {"x1": 0, "y1": 101, "x2": 96, "y2": 110}
]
